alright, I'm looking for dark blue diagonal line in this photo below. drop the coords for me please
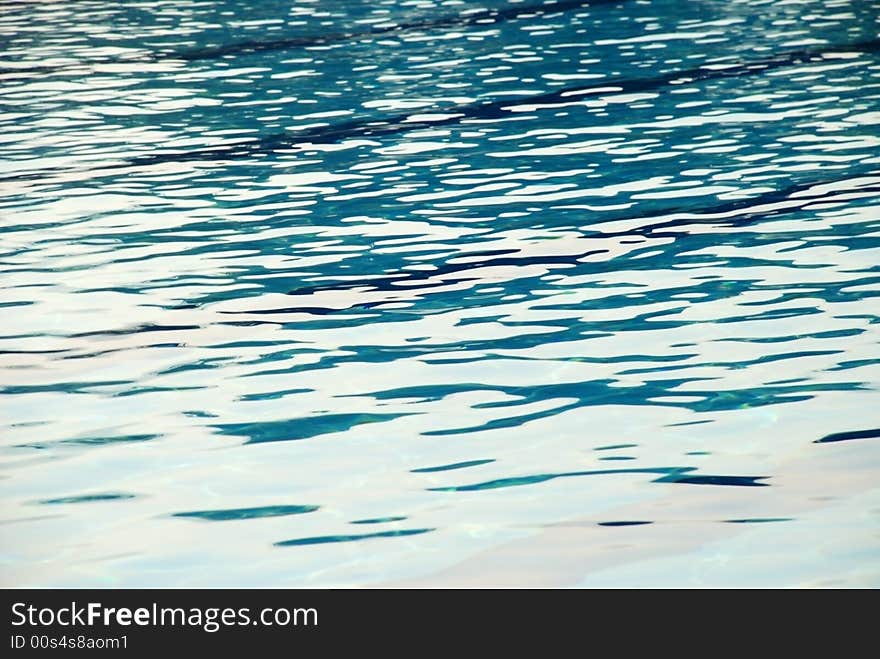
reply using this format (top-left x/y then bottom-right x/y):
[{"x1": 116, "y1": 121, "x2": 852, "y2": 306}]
[
  {"x1": 172, "y1": 0, "x2": 621, "y2": 62},
  {"x1": 115, "y1": 38, "x2": 880, "y2": 170}
]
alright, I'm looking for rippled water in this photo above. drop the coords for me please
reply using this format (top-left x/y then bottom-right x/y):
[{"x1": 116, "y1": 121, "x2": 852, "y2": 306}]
[{"x1": 2, "y1": 0, "x2": 879, "y2": 587}]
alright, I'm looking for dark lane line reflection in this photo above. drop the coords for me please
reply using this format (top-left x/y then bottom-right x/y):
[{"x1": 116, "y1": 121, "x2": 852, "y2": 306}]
[
  {"x1": 4, "y1": 38, "x2": 876, "y2": 181},
  {"x1": 0, "y1": 0, "x2": 622, "y2": 74},
  {"x1": 173, "y1": 0, "x2": 622, "y2": 62},
  {"x1": 235, "y1": 175, "x2": 877, "y2": 304},
  {"x1": 121, "y1": 38, "x2": 880, "y2": 169}
]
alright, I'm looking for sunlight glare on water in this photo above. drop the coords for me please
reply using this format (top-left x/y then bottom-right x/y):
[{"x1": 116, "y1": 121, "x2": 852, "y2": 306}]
[{"x1": 1, "y1": 0, "x2": 879, "y2": 587}]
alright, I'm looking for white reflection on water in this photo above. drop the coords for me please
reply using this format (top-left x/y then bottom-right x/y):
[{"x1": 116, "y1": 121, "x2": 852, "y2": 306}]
[{"x1": 1, "y1": 0, "x2": 879, "y2": 587}]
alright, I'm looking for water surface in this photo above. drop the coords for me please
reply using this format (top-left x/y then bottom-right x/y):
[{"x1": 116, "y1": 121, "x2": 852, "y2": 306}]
[{"x1": 1, "y1": 0, "x2": 879, "y2": 587}]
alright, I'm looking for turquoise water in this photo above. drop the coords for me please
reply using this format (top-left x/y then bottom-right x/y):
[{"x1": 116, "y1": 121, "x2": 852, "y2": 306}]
[{"x1": 1, "y1": 0, "x2": 879, "y2": 587}]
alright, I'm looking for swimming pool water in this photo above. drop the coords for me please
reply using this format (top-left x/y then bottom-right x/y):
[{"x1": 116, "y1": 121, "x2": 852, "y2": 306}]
[{"x1": 1, "y1": 0, "x2": 879, "y2": 587}]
